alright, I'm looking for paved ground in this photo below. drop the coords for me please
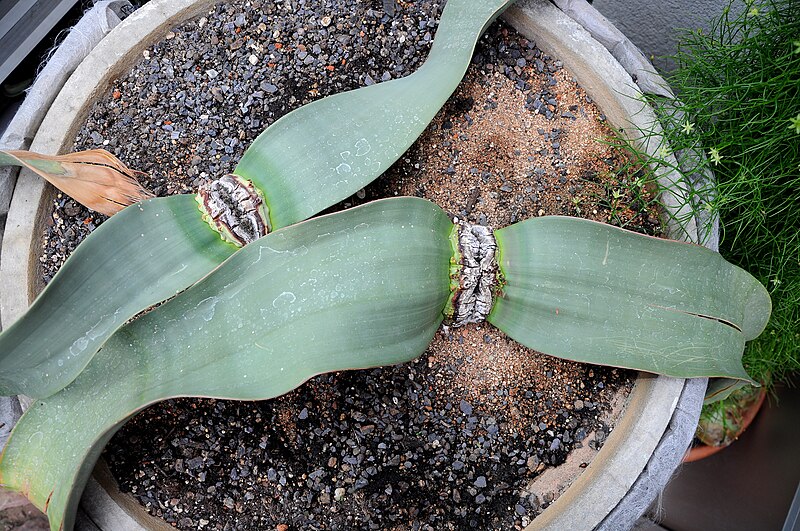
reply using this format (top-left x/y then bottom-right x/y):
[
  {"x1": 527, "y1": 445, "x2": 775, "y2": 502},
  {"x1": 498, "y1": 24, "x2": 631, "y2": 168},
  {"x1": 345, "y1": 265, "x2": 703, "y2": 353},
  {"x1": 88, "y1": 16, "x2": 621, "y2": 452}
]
[{"x1": 592, "y1": 0, "x2": 734, "y2": 72}]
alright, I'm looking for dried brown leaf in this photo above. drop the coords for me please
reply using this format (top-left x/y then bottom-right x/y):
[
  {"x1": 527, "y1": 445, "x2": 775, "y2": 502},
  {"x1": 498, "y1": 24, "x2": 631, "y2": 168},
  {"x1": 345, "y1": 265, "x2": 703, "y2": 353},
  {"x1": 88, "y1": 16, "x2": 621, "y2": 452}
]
[{"x1": 1, "y1": 149, "x2": 153, "y2": 216}]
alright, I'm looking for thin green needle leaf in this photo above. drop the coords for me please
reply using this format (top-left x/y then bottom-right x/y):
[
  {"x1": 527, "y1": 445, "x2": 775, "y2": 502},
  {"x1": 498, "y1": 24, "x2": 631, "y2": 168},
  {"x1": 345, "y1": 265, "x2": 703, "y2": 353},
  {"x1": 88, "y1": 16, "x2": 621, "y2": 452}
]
[
  {"x1": 0, "y1": 196, "x2": 236, "y2": 398},
  {"x1": 234, "y1": 0, "x2": 514, "y2": 229},
  {"x1": 490, "y1": 216, "x2": 770, "y2": 382},
  {"x1": 0, "y1": 198, "x2": 453, "y2": 531}
]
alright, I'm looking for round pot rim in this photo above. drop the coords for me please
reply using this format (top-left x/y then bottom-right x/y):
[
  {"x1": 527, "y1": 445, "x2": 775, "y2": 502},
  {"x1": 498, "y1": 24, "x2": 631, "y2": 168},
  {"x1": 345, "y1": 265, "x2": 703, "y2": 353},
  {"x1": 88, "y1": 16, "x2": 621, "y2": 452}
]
[{"x1": 0, "y1": 0, "x2": 695, "y2": 530}]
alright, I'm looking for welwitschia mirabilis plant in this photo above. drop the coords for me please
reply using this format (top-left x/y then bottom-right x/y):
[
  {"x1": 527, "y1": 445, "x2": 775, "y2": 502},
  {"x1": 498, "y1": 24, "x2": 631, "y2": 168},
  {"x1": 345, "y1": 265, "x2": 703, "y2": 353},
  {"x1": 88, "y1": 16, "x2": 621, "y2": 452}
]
[
  {"x1": 0, "y1": 0, "x2": 515, "y2": 399},
  {"x1": 0, "y1": 197, "x2": 770, "y2": 531},
  {"x1": 0, "y1": 199, "x2": 453, "y2": 531}
]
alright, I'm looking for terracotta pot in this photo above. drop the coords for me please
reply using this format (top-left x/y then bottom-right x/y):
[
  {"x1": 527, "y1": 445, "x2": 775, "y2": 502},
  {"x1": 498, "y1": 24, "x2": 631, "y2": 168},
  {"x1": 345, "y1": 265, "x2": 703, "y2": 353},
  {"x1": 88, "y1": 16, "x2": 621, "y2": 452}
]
[{"x1": 683, "y1": 386, "x2": 767, "y2": 463}]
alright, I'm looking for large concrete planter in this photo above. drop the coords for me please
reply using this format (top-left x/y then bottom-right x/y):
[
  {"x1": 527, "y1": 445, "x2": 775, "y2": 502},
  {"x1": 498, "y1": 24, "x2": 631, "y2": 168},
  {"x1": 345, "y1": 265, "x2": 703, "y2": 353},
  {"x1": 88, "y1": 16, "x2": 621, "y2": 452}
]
[{"x1": 0, "y1": 0, "x2": 706, "y2": 529}]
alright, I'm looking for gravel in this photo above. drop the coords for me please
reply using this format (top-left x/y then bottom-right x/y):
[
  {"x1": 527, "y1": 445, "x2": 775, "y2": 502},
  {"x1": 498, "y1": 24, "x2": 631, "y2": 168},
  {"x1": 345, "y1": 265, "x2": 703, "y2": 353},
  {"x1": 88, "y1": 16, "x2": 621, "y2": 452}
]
[
  {"x1": 43, "y1": 0, "x2": 444, "y2": 279},
  {"x1": 107, "y1": 362, "x2": 629, "y2": 530}
]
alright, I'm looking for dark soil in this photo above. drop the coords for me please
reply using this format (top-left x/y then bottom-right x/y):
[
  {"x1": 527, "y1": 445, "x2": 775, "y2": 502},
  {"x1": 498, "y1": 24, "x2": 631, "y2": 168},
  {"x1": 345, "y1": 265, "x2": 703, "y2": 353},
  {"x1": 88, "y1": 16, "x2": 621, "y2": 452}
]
[{"x1": 37, "y1": 1, "x2": 662, "y2": 530}]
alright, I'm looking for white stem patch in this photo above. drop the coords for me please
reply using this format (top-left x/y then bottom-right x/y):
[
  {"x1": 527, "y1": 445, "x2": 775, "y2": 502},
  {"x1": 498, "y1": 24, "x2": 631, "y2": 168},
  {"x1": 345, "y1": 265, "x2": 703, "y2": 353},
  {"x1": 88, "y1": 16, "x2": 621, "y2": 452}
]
[
  {"x1": 197, "y1": 174, "x2": 270, "y2": 246},
  {"x1": 453, "y1": 223, "x2": 497, "y2": 326}
]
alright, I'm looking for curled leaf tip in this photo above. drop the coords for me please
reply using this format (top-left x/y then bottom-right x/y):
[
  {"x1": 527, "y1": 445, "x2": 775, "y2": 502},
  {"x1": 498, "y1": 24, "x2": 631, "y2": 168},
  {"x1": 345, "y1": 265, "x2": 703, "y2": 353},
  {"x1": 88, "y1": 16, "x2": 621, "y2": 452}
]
[
  {"x1": 0, "y1": 149, "x2": 153, "y2": 216},
  {"x1": 197, "y1": 174, "x2": 271, "y2": 246},
  {"x1": 449, "y1": 222, "x2": 498, "y2": 326}
]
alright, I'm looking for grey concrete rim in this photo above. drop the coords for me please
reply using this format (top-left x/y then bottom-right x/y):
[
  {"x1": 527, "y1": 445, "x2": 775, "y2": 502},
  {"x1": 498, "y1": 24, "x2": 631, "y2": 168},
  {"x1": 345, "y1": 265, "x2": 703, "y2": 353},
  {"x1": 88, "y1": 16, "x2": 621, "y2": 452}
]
[
  {"x1": 0, "y1": 1, "x2": 699, "y2": 530},
  {"x1": 504, "y1": 2, "x2": 700, "y2": 528}
]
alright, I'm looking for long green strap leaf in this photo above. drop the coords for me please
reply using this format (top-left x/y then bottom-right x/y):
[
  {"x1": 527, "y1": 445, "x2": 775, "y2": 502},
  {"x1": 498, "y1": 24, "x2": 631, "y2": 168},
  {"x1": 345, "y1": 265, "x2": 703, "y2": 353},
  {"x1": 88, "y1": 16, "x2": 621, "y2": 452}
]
[
  {"x1": 2, "y1": 204, "x2": 772, "y2": 530},
  {"x1": 703, "y1": 377, "x2": 750, "y2": 404},
  {"x1": 0, "y1": 197, "x2": 236, "y2": 398},
  {"x1": 489, "y1": 216, "x2": 771, "y2": 382},
  {"x1": 0, "y1": 197, "x2": 453, "y2": 531},
  {"x1": 0, "y1": 0, "x2": 514, "y2": 399},
  {"x1": 235, "y1": 0, "x2": 513, "y2": 229}
]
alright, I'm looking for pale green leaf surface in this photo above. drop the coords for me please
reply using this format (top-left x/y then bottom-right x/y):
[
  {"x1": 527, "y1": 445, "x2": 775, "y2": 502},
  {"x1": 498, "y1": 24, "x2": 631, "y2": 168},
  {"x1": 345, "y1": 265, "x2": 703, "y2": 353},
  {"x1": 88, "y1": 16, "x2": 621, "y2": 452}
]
[
  {"x1": 703, "y1": 377, "x2": 750, "y2": 404},
  {"x1": 0, "y1": 0, "x2": 513, "y2": 400},
  {"x1": 0, "y1": 196, "x2": 236, "y2": 398},
  {"x1": 234, "y1": 0, "x2": 513, "y2": 229},
  {"x1": 490, "y1": 216, "x2": 771, "y2": 382},
  {"x1": 0, "y1": 151, "x2": 63, "y2": 175},
  {"x1": 0, "y1": 198, "x2": 453, "y2": 531}
]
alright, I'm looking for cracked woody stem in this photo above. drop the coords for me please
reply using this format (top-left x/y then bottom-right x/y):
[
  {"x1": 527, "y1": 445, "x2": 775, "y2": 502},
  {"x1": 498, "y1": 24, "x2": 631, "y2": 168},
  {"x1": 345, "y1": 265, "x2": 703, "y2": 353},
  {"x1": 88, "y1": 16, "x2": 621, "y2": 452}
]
[{"x1": 0, "y1": 1, "x2": 770, "y2": 530}]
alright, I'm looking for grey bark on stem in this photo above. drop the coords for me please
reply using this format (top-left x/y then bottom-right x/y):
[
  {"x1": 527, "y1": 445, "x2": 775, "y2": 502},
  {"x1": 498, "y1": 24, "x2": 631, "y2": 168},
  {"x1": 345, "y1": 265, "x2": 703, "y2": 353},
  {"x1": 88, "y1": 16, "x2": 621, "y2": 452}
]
[{"x1": 453, "y1": 223, "x2": 497, "y2": 327}]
